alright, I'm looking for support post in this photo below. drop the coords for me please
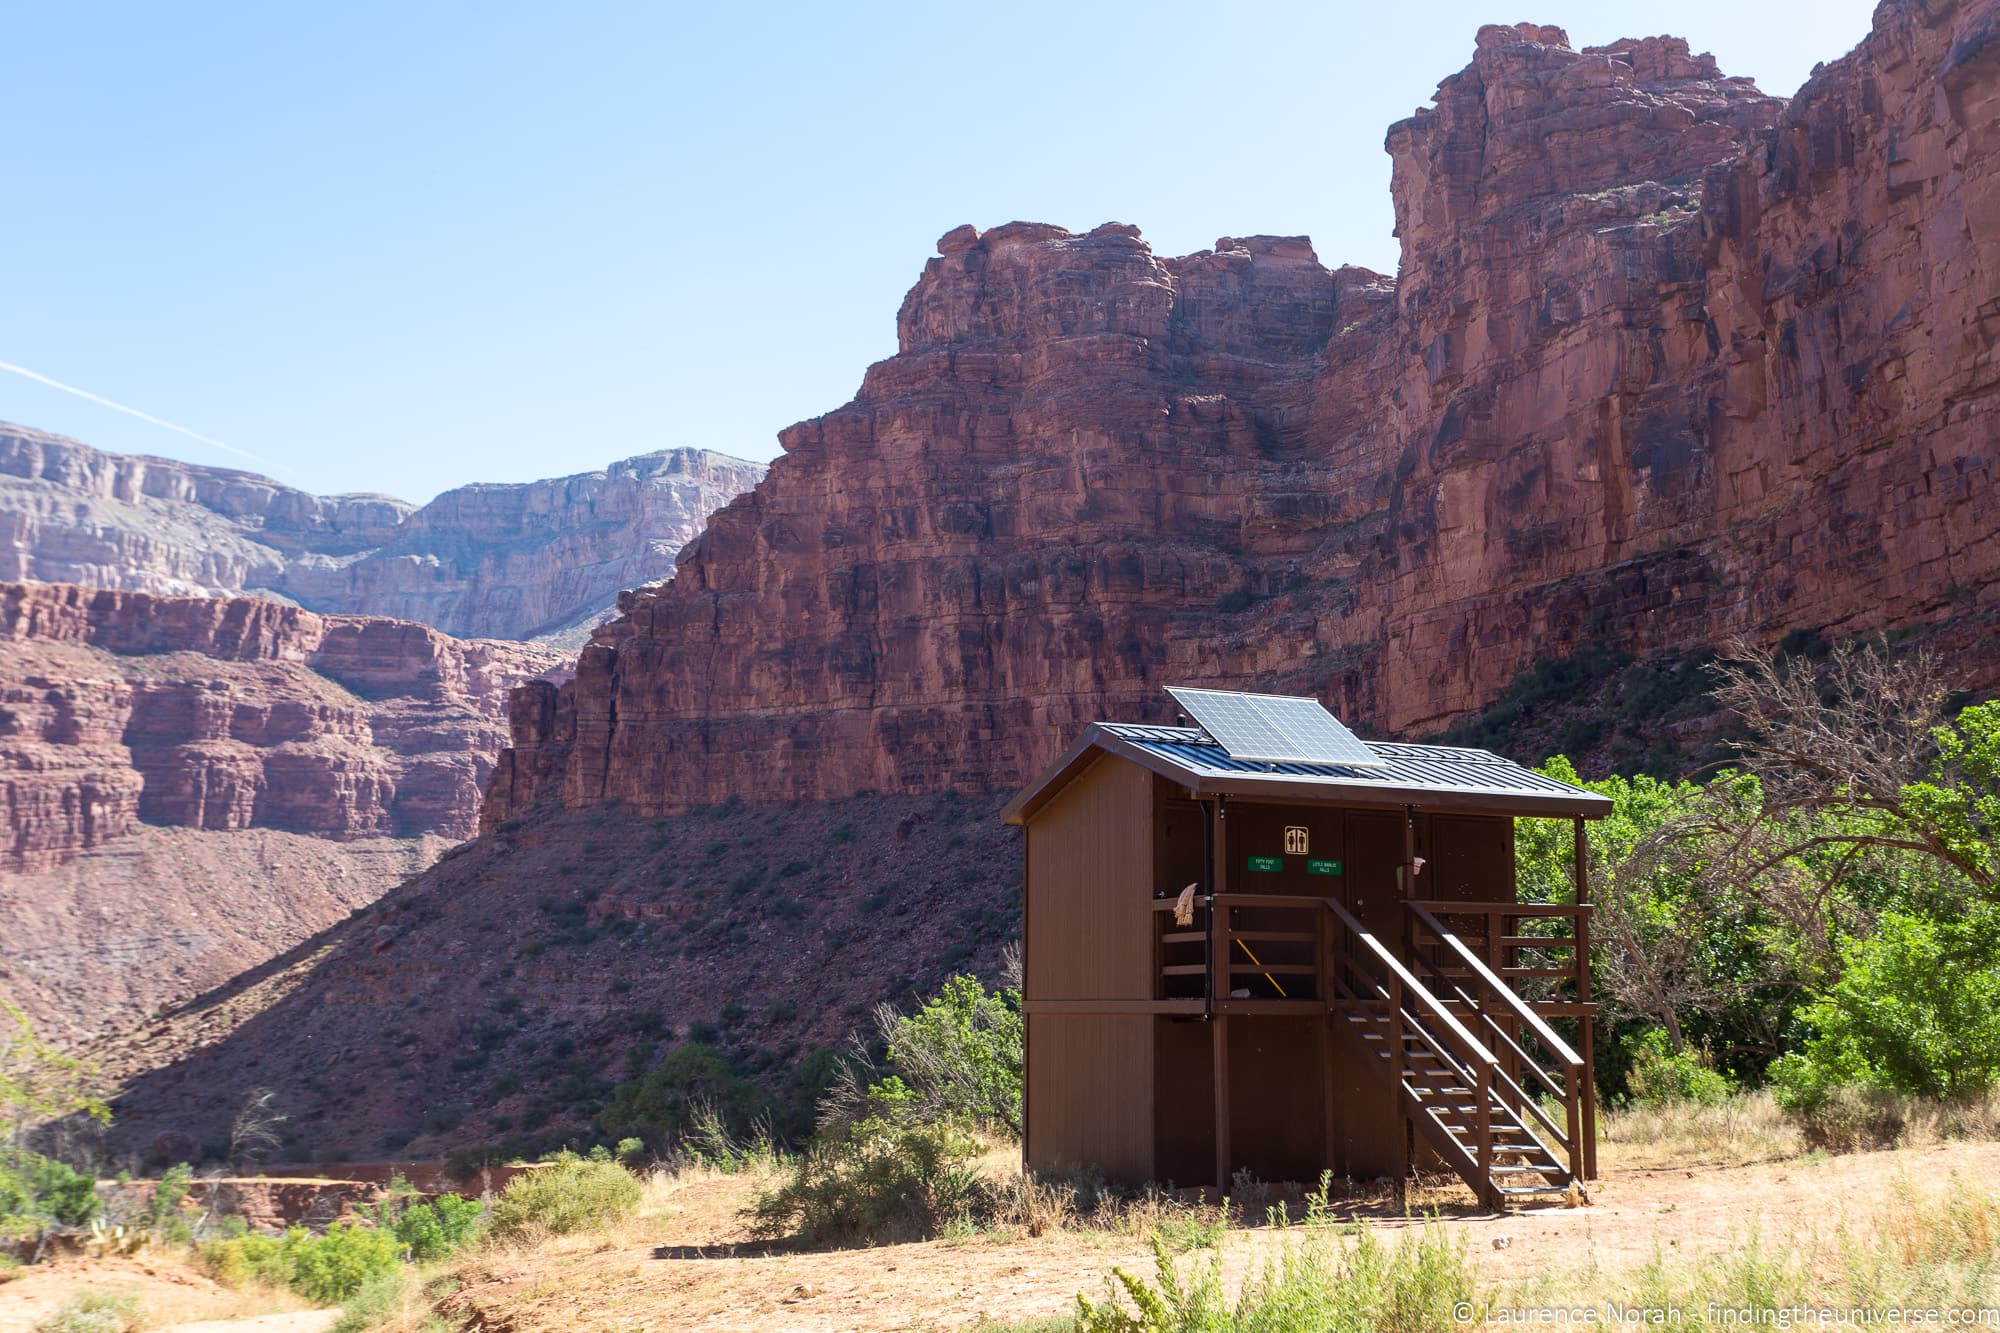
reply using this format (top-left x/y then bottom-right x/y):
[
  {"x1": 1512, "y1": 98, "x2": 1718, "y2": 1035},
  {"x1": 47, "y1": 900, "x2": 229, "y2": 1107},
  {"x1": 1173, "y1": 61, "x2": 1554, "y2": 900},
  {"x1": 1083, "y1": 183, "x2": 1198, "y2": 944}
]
[
  {"x1": 1213, "y1": 1013, "x2": 1231, "y2": 1196},
  {"x1": 1476, "y1": 1059, "x2": 1495, "y2": 1210},
  {"x1": 1398, "y1": 805, "x2": 1417, "y2": 1197},
  {"x1": 1211, "y1": 798, "x2": 1232, "y2": 1195},
  {"x1": 1574, "y1": 815, "x2": 1598, "y2": 1182}
]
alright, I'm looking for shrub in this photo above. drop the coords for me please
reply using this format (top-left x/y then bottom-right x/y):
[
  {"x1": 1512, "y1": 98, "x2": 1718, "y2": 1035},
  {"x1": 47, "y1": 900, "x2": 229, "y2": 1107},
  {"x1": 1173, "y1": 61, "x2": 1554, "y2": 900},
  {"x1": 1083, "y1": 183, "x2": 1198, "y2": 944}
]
[
  {"x1": 488, "y1": 1156, "x2": 640, "y2": 1241},
  {"x1": 142, "y1": 1163, "x2": 195, "y2": 1244},
  {"x1": 1772, "y1": 905, "x2": 2000, "y2": 1112},
  {"x1": 31, "y1": 1290, "x2": 142, "y2": 1333},
  {"x1": 1624, "y1": 1030, "x2": 1732, "y2": 1107},
  {"x1": 595, "y1": 1042, "x2": 769, "y2": 1147},
  {"x1": 1075, "y1": 1208, "x2": 1473, "y2": 1332},
  {"x1": 870, "y1": 971, "x2": 1023, "y2": 1135},
  {"x1": 751, "y1": 1078, "x2": 984, "y2": 1246},
  {"x1": 371, "y1": 1185, "x2": 484, "y2": 1262},
  {"x1": 201, "y1": 1222, "x2": 403, "y2": 1304},
  {"x1": 329, "y1": 1270, "x2": 412, "y2": 1333},
  {"x1": 0, "y1": 1150, "x2": 99, "y2": 1228}
]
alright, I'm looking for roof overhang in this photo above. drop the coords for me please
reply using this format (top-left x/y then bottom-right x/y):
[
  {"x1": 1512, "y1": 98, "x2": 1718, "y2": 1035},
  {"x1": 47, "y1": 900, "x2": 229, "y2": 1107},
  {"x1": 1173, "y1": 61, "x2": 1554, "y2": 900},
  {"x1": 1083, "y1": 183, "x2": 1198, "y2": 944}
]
[{"x1": 1002, "y1": 723, "x2": 1615, "y2": 825}]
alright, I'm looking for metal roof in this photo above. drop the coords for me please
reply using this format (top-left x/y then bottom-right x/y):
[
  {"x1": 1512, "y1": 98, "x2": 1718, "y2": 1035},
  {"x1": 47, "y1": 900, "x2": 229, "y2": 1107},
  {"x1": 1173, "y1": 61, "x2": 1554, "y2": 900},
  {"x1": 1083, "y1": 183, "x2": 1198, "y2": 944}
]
[{"x1": 1002, "y1": 722, "x2": 1612, "y2": 824}]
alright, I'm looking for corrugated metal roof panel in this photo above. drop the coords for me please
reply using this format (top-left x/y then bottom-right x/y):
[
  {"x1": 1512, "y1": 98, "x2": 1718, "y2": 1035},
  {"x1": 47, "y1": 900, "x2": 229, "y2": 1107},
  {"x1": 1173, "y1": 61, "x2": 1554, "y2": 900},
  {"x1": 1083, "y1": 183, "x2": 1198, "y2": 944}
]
[{"x1": 1098, "y1": 723, "x2": 1592, "y2": 800}]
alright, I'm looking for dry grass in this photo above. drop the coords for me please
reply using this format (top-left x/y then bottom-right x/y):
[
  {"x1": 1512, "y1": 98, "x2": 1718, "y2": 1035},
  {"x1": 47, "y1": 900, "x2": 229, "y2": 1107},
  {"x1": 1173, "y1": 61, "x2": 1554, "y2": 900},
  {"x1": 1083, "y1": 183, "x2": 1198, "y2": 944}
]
[
  {"x1": 1601, "y1": 1088, "x2": 2000, "y2": 1170},
  {"x1": 1493, "y1": 1168, "x2": 2000, "y2": 1317},
  {"x1": 1600, "y1": 1089, "x2": 1805, "y2": 1168},
  {"x1": 407, "y1": 1140, "x2": 2000, "y2": 1330}
]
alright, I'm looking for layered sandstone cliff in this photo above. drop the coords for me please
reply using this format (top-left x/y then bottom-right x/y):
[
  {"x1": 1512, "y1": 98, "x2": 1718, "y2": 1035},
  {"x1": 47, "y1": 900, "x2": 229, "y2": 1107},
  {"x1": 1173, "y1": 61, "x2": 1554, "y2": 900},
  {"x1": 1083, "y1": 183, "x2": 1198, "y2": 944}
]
[
  {"x1": 0, "y1": 581, "x2": 565, "y2": 871},
  {"x1": 0, "y1": 425, "x2": 763, "y2": 642},
  {"x1": 0, "y1": 581, "x2": 564, "y2": 1038},
  {"x1": 488, "y1": 0, "x2": 2000, "y2": 822}
]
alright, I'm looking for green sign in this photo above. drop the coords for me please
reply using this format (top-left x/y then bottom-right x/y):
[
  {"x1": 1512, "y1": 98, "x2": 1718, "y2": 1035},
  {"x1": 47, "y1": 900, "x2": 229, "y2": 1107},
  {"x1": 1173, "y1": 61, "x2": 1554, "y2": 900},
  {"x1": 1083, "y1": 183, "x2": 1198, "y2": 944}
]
[
  {"x1": 1307, "y1": 859, "x2": 1344, "y2": 876},
  {"x1": 1246, "y1": 855, "x2": 1284, "y2": 873}
]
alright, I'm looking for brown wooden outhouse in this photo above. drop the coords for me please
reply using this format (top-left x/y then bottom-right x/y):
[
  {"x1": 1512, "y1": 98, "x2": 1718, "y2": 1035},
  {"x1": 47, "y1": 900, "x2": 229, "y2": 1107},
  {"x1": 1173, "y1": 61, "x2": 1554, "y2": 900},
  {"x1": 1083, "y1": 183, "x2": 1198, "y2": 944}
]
[{"x1": 1001, "y1": 690, "x2": 1612, "y2": 1207}]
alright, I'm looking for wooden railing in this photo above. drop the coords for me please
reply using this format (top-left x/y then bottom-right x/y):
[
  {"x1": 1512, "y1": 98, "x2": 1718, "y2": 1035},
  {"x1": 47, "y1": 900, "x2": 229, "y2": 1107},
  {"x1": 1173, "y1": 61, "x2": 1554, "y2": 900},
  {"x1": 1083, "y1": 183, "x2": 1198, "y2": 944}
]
[
  {"x1": 1321, "y1": 897, "x2": 1508, "y2": 1202},
  {"x1": 1153, "y1": 892, "x2": 1325, "y2": 1009},
  {"x1": 1404, "y1": 898, "x2": 1596, "y2": 1179},
  {"x1": 1404, "y1": 902, "x2": 1588, "y2": 1184},
  {"x1": 1151, "y1": 890, "x2": 1600, "y2": 1185}
]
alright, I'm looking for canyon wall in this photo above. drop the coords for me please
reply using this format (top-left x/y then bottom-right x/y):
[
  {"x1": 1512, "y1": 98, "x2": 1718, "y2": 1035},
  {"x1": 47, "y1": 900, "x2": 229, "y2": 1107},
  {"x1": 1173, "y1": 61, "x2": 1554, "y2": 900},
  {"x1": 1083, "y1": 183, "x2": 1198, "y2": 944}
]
[
  {"x1": 0, "y1": 424, "x2": 763, "y2": 642},
  {"x1": 488, "y1": 0, "x2": 2000, "y2": 822},
  {"x1": 0, "y1": 581, "x2": 565, "y2": 871},
  {"x1": 0, "y1": 581, "x2": 564, "y2": 1038}
]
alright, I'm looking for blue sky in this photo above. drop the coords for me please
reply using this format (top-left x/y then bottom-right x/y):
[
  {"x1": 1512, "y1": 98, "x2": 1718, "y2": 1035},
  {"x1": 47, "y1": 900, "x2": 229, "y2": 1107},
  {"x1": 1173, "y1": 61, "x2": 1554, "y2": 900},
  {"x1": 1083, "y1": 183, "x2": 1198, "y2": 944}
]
[{"x1": 5, "y1": 1, "x2": 1877, "y2": 503}]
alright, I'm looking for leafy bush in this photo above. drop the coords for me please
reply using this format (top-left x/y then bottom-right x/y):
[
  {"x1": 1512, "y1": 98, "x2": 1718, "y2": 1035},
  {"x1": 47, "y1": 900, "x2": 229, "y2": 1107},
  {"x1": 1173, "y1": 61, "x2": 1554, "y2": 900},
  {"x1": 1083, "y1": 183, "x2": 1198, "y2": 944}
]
[
  {"x1": 201, "y1": 1222, "x2": 403, "y2": 1304},
  {"x1": 488, "y1": 1156, "x2": 641, "y2": 1241},
  {"x1": 751, "y1": 1078, "x2": 984, "y2": 1246},
  {"x1": 142, "y1": 1163, "x2": 195, "y2": 1243},
  {"x1": 0, "y1": 1149, "x2": 99, "y2": 1228},
  {"x1": 596, "y1": 1042, "x2": 768, "y2": 1146},
  {"x1": 1624, "y1": 1030, "x2": 1732, "y2": 1107},
  {"x1": 382, "y1": 1192, "x2": 484, "y2": 1262},
  {"x1": 30, "y1": 1290, "x2": 142, "y2": 1333},
  {"x1": 1772, "y1": 905, "x2": 2000, "y2": 1111},
  {"x1": 879, "y1": 973, "x2": 1023, "y2": 1135}
]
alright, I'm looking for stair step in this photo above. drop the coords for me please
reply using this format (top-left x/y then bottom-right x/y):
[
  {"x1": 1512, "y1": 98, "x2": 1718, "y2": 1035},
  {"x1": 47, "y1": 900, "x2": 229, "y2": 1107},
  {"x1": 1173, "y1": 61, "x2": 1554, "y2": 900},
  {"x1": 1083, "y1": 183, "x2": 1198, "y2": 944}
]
[{"x1": 1493, "y1": 1182, "x2": 1575, "y2": 1198}]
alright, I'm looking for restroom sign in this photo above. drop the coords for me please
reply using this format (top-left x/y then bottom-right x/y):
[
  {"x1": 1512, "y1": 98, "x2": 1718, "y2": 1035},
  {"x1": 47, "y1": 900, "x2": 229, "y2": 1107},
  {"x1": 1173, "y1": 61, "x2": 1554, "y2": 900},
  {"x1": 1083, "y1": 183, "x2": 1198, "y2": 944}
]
[{"x1": 1284, "y1": 826, "x2": 1310, "y2": 856}]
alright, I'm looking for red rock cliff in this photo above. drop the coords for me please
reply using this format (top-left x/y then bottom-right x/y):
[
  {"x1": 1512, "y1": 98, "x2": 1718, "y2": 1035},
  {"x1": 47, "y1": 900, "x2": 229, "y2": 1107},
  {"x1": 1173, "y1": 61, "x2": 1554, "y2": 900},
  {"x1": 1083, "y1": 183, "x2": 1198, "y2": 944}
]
[
  {"x1": 487, "y1": 0, "x2": 2000, "y2": 821},
  {"x1": 0, "y1": 582, "x2": 564, "y2": 871}
]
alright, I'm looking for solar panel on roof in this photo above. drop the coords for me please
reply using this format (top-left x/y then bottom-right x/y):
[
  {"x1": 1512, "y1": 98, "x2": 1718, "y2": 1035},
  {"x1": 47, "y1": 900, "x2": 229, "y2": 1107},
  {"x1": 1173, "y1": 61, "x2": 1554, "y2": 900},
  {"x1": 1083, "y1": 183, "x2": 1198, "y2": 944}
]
[{"x1": 1165, "y1": 686, "x2": 1389, "y2": 768}]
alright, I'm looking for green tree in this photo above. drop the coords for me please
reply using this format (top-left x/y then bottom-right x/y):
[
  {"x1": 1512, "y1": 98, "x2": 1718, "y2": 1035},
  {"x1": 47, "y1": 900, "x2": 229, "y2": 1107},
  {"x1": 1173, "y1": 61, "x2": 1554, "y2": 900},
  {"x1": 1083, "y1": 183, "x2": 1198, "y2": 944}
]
[
  {"x1": 1772, "y1": 904, "x2": 2000, "y2": 1107},
  {"x1": 879, "y1": 972, "x2": 1023, "y2": 1135},
  {"x1": 0, "y1": 1000, "x2": 108, "y2": 1145},
  {"x1": 1899, "y1": 701, "x2": 2000, "y2": 891},
  {"x1": 595, "y1": 1043, "x2": 769, "y2": 1146}
]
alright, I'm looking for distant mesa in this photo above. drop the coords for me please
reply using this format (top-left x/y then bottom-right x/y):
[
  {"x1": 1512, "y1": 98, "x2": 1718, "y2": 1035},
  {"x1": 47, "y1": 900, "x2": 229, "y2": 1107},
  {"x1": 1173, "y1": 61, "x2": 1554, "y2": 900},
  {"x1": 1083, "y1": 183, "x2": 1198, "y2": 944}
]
[{"x1": 0, "y1": 421, "x2": 765, "y2": 643}]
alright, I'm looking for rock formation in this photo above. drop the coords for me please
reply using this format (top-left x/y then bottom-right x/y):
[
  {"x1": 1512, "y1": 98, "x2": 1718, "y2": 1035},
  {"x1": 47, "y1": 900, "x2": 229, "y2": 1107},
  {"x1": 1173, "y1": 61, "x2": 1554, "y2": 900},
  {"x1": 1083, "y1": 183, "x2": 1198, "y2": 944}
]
[
  {"x1": 94, "y1": 0, "x2": 2000, "y2": 1157},
  {"x1": 0, "y1": 581, "x2": 564, "y2": 869},
  {"x1": 487, "y1": 1, "x2": 2000, "y2": 823},
  {"x1": 0, "y1": 581, "x2": 564, "y2": 1038},
  {"x1": 0, "y1": 425, "x2": 764, "y2": 642}
]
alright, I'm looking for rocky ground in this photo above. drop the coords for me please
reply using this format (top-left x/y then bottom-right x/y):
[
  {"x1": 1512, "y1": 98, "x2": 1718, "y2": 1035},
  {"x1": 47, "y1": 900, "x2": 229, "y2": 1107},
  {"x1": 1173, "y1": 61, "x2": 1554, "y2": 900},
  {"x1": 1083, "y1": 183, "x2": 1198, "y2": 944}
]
[{"x1": 90, "y1": 791, "x2": 1021, "y2": 1165}]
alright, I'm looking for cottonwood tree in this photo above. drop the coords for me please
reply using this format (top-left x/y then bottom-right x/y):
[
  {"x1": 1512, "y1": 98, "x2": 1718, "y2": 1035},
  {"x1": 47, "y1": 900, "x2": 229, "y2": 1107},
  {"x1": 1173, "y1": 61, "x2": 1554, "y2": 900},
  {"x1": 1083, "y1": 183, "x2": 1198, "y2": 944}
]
[{"x1": 1708, "y1": 640, "x2": 1995, "y2": 895}]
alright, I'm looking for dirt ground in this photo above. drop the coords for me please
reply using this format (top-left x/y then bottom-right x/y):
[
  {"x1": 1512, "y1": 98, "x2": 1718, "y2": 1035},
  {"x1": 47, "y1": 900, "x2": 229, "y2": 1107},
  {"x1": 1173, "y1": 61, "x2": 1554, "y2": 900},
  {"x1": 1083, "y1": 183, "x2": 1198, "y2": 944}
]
[
  {"x1": 438, "y1": 1139, "x2": 2000, "y2": 1332},
  {"x1": 0, "y1": 1252, "x2": 321, "y2": 1332},
  {"x1": 8, "y1": 1140, "x2": 1994, "y2": 1332}
]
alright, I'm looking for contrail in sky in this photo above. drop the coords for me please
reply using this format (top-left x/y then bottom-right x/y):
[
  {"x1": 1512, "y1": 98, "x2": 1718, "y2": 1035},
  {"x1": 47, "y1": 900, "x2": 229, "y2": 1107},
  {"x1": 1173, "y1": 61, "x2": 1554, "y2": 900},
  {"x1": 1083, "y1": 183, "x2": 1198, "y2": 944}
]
[{"x1": 0, "y1": 358, "x2": 272, "y2": 469}]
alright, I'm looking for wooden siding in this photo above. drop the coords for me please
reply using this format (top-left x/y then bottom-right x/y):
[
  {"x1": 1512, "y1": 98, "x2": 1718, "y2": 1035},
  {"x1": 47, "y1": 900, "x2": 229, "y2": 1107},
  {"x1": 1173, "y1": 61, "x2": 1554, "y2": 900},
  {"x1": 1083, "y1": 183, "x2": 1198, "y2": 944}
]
[
  {"x1": 1152, "y1": 1017, "x2": 1215, "y2": 1185},
  {"x1": 1428, "y1": 813, "x2": 1515, "y2": 904},
  {"x1": 1229, "y1": 1016, "x2": 1328, "y2": 1184},
  {"x1": 1025, "y1": 1013, "x2": 1154, "y2": 1182},
  {"x1": 1023, "y1": 753, "x2": 1155, "y2": 1002}
]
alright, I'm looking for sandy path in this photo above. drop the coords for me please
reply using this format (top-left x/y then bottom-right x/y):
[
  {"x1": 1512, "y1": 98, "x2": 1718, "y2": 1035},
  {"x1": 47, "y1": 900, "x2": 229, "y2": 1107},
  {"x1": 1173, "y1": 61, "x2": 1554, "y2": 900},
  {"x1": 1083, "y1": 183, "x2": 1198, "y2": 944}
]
[{"x1": 0, "y1": 1255, "x2": 321, "y2": 1333}]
